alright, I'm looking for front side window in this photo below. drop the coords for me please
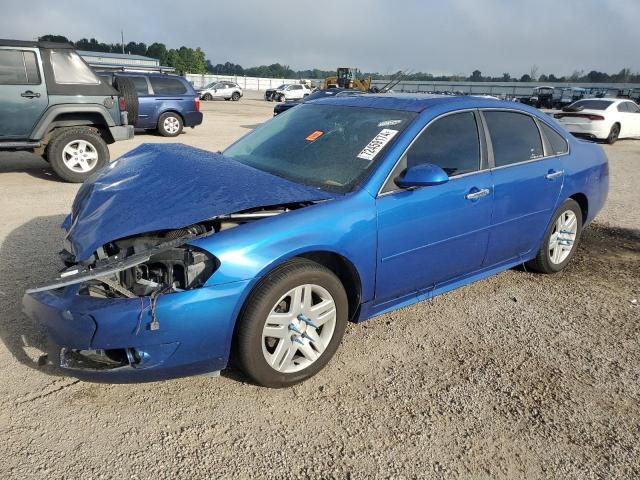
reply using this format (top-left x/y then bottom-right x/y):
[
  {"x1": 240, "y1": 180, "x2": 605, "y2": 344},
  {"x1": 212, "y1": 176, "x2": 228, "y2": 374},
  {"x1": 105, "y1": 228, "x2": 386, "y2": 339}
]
[
  {"x1": 49, "y1": 50, "x2": 100, "y2": 84},
  {"x1": 405, "y1": 112, "x2": 481, "y2": 177},
  {"x1": 484, "y1": 111, "x2": 543, "y2": 167},
  {"x1": 539, "y1": 122, "x2": 569, "y2": 155},
  {"x1": 0, "y1": 50, "x2": 40, "y2": 85},
  {"x1": 224, "y1": 104, "x2": 416, "y2": 193},
  {"x1": 149, "y1": 77, "x2": 187, "y2": 95}
]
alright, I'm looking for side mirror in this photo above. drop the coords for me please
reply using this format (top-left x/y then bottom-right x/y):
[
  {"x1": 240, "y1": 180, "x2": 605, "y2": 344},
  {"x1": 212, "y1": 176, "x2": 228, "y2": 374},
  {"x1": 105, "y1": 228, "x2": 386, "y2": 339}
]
[{"x1": 395, "y1": 163, "x2": 449, "y2": 189}]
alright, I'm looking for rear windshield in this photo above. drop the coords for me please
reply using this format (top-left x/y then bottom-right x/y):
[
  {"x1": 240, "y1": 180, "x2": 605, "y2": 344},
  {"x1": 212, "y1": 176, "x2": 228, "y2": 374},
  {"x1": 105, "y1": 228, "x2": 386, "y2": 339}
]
[
  {"x1": 224, "y1": 104, "x2": 416, "y2": 193},
  {"x1": 570, "y1": 100, "x2": 613, "y2": 111}
]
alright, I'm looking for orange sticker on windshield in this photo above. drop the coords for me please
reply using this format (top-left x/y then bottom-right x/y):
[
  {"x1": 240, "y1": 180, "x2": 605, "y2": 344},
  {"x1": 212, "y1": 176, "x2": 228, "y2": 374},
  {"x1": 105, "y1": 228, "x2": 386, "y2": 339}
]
[{"x1": 306, "y1": 130, "x2": 324, "y2": 141}]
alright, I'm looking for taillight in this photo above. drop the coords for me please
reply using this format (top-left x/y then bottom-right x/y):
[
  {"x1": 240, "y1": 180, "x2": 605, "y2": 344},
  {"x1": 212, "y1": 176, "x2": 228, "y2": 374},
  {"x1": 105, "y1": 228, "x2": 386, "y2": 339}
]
[
  {"x1": 554, "y1": 113, "x2": 604, "y2": 121},
  {"x1": 119, "y1": 97, "x2": 126, "y2": 111},
  {"x1": 194, "y1": 96, "x2": 200, "y2": 112}
]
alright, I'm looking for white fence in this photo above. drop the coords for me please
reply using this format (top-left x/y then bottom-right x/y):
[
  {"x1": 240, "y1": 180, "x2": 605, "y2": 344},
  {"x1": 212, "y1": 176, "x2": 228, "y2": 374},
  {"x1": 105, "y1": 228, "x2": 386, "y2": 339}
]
[{"x1": 185, "y1": 73, "x2": 320, "y2": 91}]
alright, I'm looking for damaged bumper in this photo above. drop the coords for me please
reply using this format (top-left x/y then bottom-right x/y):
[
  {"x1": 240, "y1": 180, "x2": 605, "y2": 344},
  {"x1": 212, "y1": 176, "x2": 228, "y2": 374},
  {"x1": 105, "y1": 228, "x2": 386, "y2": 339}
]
[{"x1": 22, "y1": 279, "x2": 249, "y2": 383}]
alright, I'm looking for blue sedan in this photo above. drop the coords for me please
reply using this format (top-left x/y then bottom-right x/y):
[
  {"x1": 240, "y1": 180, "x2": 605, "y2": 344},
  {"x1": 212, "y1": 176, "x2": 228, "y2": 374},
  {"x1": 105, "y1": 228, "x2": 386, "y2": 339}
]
[{"x1": 23, "y1": 95, "x2": 609, "y2": 387}]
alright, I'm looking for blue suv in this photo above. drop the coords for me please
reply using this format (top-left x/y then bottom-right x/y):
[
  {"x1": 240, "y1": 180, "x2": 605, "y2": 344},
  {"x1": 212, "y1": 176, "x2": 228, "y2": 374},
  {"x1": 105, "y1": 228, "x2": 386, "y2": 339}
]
[{"x1": 98, "y1": 72, "x2": 203, "y2": 136}]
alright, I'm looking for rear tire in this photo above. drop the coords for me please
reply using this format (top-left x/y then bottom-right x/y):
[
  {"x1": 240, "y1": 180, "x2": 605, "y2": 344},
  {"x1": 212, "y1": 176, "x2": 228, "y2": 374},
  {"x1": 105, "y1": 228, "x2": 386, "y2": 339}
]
[
  {"x1": 157, "y1": 112, "x2": 183, "y2": 137},
  {"x1": 46, "y1": 127, "x2": 109, "y2": 183},
  {"x1": 526, "y1": 198, "x2": 583, "y2": 274},
  {"x1": 231, "y1": 91, "x2": 241, "y2": 101},
  {"x1": 235, "y1": 259, "x2": 348, "y2": 388},
  {"x1": 112, "y1": 76, "x2": 139, "y2": 125},
  {"x1": 606, "y1": 123, "x2": 620, "y2": 144}
]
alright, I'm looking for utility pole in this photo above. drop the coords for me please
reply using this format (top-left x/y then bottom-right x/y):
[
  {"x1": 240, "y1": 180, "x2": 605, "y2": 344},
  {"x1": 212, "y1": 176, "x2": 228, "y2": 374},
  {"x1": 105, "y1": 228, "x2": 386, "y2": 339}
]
[{"x1": 121, "y1": 30, "x2": 125, "y2": 54}]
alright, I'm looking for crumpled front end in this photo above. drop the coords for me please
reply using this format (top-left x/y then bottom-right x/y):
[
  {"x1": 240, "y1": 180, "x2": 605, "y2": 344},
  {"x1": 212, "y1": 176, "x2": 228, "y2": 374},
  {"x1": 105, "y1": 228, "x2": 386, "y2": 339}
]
[{"x1": 23, "y1": 279, "x2": 248, "y2": 383}]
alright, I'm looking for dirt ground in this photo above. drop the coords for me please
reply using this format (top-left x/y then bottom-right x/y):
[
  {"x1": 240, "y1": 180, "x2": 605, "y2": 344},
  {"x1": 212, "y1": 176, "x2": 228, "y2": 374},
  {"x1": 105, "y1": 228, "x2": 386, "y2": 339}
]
[{"x1": 0, "y1": 95, "x2": 638, "y2": 479}]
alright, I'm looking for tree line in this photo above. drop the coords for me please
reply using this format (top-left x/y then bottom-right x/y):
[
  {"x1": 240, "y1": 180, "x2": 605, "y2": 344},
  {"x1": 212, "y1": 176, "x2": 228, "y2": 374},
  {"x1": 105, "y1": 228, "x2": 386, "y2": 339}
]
[{"x1": 39, "y1": 35, "x2": 640, "y2": 83}]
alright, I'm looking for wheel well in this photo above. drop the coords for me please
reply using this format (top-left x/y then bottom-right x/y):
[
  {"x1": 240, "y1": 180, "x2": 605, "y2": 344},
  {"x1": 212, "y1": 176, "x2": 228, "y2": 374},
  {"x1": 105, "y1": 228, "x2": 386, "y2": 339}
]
[
  {"x1": 45, "y1": 113, "x2": 113, "y2": 143},
  {"x1": 570, "y1": 193, "x2": 588, "y2": 223},
  {"x1": 297, "y1": 251, "x2": 362, "y2": 322},
  {"x1": 159, "y1": 110, "x2": 184, "y2": 122}
]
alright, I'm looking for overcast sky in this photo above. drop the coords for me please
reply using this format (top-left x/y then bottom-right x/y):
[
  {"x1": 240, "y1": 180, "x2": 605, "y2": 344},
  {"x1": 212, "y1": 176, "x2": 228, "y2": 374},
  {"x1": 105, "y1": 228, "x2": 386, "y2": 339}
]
[{"x1": 2, "y1": 0, "x2": 638, "y2": 76}]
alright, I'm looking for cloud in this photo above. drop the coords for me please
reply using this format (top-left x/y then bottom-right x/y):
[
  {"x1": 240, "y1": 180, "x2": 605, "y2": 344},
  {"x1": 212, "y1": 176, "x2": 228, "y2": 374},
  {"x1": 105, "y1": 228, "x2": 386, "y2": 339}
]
[{"x1": 2, "y1": 0, "x2": 638, "y2": 76}]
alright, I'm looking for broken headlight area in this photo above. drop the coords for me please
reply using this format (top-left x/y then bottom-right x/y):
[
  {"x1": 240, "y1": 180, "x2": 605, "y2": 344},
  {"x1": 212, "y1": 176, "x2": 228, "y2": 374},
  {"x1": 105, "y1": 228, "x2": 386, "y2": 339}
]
[{"x1": 79, "y1": 244, "x2": 217, "y2": 299}]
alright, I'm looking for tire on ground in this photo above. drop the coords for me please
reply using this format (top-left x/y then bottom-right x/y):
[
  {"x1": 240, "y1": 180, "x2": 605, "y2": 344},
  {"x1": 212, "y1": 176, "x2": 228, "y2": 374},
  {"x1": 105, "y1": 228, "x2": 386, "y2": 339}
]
[
  {"x1": 46, "y1": 127, "x2": 110, "y2": 183},
  {"x1": 526, "y1": 198, "x2": 583, "y2": 274},
  {"x1": 112, "y1": 76, "x2": 139, "y2": 125},
  {"x1": 157, "y1": 112, "x2": 183, "y2": 137},
  {"x1": 235, "y1": 258, "x2": 349, "y2": 388}
]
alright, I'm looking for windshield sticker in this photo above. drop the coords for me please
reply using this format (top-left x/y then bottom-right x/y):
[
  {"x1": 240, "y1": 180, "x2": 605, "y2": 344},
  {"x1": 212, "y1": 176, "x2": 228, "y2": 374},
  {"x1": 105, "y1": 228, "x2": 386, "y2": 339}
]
[
  {"x1": 306, "y1": 130, "x2": 324, "y2": 142},
  {"x1": 377, "y1": 119, "x2": 403, "y2": 127},
  {"x1": 357, "y1": 129, "x2": 399, "y2": 161}
]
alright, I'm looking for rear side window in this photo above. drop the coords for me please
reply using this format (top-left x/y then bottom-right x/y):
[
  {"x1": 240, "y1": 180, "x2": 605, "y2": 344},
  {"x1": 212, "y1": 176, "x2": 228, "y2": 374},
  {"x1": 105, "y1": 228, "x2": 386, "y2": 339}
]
[
  {"x1": 617, "y1": 103, "x2": 628, "y2": 112},
  {"x1": 123, "y1": 76, "x2": 149, "y2": 95},
  {"x1": 50, "y1": 50, "x2": 100, "y2": 84},
  {"x1": 539, "y1": 122, "x2": 569, "y2": 155},
  {"x1": 571, "y1": 100, "x2": 612, "y2": 110},
  {"x1": 149, "y1": 77, "x2": 187, "y2": 95},
  {"x1": 484, "y1": 111, "x2": 543, "y2": 167},
  {"x1": 0, "y1": 50, "x2": 40, "y2": 85},
  {"x1": 627, "y1": 102, "x2": 640, "y2": 113},
  {"x1": 406, "y1": 112, "x2": 480, "y2": 177}
]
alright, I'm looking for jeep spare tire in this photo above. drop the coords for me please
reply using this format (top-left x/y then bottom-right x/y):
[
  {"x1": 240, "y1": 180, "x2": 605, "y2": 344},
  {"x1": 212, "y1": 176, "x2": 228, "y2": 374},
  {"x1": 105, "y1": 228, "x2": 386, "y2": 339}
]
[{"x1": 113, "y1": 76, "x2": 139, "y2": 125}]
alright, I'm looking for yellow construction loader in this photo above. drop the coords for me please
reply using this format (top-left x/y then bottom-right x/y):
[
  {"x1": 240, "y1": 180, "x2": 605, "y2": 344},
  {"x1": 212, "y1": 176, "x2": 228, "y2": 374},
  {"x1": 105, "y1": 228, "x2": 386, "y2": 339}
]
[{"x1": 323, "y1": 67, "x2": 372, "y2": 91}]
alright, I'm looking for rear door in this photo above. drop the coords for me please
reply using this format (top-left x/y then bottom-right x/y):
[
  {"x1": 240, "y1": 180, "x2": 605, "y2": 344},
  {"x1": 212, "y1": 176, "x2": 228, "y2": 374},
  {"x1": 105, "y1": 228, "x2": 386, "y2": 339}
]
[
  {"x1": 482, "y1": 110, "x2": 565, "y2": 266},
  {"x1": 121, "y1": 75, "x2": 152, "y2": 128},
  {"x1": 0, "y1": 47, "x2": 48, "y2": 139},
  {"x1": 619, "y1": 102, "x2": 640, "y2": 137}
]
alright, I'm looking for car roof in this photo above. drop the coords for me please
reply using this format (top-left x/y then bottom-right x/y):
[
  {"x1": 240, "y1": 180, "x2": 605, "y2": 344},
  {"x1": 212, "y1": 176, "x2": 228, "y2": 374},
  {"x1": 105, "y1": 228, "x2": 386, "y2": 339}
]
[
  {"x1": 0, "y1": 38, "x2": 75, "y2": 49},
  {"x1": 309, "y1": 94, "x2": 527, "y2": 113}
]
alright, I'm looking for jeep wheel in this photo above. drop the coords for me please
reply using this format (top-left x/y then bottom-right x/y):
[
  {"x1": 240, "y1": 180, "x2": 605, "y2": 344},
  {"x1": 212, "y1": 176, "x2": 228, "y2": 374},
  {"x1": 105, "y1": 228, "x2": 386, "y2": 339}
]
[
  {"x1": 157, "y1": 112, "x2": 183, "y2": 137},
  {"x1": 113, "y1": 76, "x2": 139, "y2": 125},
  {"x1": 46, "y1": 128, "x2": 109, "y2": 183}
]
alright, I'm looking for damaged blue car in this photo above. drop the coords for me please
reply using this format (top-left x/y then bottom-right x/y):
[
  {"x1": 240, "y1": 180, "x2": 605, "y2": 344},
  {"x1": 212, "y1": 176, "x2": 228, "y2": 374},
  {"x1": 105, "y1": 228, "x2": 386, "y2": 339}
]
[{"x1": 23, "y1": 95, "x2": 608, "y2": 387}]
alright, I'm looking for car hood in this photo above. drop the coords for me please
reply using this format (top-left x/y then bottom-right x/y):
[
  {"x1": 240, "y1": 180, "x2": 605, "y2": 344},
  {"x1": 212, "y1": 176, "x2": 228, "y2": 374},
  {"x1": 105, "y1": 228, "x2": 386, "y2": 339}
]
[{"x1": 63, "y1": 144, "x2": 336, "y2": 261}]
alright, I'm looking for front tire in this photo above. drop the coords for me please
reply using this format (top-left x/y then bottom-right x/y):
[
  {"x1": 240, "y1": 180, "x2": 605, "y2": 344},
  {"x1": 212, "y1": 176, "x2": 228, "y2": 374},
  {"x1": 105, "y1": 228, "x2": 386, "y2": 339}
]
[
  {"x1": 157, "y1": 112, "x2": 183, "y2": 137},
  {"x1": 235, "y1": 259, "x2": 348, "y2": 387},
  {"x1": 202, "y1": 93, "x2": 213, "y2": 101},
  {"x1": 278, "y1": 94, "x2": 286, "y2": 102},
  {"x1": 46, "y1": 127, "x2": 109, "y2": 183},
  {"x1": 526, "y1": 198, "x2": 583, "y2": 273}
]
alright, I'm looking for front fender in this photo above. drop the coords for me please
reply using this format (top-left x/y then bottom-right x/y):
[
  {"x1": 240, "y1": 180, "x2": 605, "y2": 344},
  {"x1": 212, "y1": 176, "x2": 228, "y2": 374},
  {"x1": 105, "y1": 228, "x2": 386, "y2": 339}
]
[{"x1": 189, "y1": 190, "x2": 378, "y2": 302}]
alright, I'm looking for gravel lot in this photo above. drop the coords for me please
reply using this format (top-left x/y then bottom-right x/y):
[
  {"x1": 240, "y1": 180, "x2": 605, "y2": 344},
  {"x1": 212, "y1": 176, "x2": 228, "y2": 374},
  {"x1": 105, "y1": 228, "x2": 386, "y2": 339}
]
[{"x1": 0, "y1": 94, "x2": 638, "y2": 479}]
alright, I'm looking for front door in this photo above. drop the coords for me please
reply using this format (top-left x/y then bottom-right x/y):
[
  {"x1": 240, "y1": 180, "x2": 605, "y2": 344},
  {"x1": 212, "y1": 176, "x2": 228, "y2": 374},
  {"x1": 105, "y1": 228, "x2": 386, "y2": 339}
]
[
  {"x1": 481, "y1": 110, "x2": 564, "y2": 266},
  {"x1": 0, "y1": 47, "x2": 48, "y2": 139},
  {"x1": 375, "y1": 111, "x2": 493, "y2": 304}
]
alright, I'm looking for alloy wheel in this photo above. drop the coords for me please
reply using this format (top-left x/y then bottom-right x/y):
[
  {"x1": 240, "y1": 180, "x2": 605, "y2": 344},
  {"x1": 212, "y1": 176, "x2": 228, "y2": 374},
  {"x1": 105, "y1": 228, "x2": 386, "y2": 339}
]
[
  {"x1": 163, "y1": 116, "x2": 180, "y2": 134},
  {"x1": 261, "y1": 284, "x2": 337, "y2": 373},
  {"x1": 548, "y1": 210, "x2": 578, "y2": 264},
  {"x1": 62, "y1": 140, "x2": 99, "y2": 173}
]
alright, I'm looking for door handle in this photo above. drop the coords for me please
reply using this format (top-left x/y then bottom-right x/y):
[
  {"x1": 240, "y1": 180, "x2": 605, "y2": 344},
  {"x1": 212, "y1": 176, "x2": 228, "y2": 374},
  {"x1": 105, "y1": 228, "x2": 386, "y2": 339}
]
[
  {"x1": 465, "y1": 188, "x2": 490, "y2": 200},
  {"x1": 21, "y1": 90, "x2": 40, "y2": 98},
  {"x1": 545, "y1": 170, "x2": 564, "y2": 180}
]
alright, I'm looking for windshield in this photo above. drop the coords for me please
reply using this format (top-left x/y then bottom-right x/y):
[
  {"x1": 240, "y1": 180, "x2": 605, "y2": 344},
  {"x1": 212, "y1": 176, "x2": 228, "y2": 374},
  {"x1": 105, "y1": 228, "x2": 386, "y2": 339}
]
[
  {"x1": 224, "y1": 104, "x2": 416, "y2": 193},
  {"x1": 571, "y1": 100, "x2": 613, "y2": 110}
]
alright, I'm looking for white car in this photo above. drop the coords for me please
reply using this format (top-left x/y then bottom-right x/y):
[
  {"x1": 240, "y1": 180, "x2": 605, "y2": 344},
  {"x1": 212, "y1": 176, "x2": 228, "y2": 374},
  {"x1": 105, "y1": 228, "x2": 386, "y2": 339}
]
[
  {"x1": 276, "y1": 84, "x2": 312, "y2": 102},
  {"x1": 200, "y1": 81, "x2": 243, "y2": 101},
  {"x1": 554, "y1": 98, "x2": 640, "y2": 144}
]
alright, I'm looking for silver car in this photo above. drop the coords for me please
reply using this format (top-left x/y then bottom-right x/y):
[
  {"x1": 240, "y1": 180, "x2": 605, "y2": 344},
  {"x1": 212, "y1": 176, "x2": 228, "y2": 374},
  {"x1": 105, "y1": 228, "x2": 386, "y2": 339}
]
[{"x1": 200, "y1": 81, "x2": 243, "y2": 101}]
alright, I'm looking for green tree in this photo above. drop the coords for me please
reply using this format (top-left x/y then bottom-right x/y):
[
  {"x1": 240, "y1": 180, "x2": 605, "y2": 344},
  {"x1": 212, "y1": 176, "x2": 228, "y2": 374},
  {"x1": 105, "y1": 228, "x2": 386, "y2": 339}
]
[
  {"x1": 146, "y1": 43, "x2": 168, "y2": 65},
  {"x1": 38, "y1": 34, "x2": 71, "y2": 43}
]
